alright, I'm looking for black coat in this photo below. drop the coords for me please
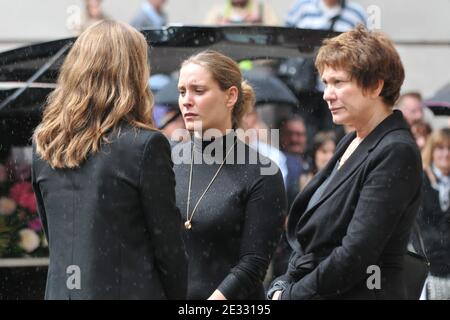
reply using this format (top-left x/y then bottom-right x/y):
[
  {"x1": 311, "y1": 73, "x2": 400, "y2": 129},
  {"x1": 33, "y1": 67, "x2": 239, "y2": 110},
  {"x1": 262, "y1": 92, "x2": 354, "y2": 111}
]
[
  {"x1": 277, "y1": 110, "x2": 422, "y2": 299},
  {"x1": 415, "y1": 171, "x2": 450, "y2": 276},
  {"x1": 173, "y1": 135, "x2": 286, "y2": 299},
  {"x1": 32, "y1": 127, "x2": 187, "y2": 299}
]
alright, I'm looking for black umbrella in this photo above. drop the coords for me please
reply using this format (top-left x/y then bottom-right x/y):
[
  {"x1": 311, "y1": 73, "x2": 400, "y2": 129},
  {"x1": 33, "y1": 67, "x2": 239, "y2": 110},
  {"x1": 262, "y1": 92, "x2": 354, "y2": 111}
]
[
  {"x1": 154, "y1": 78, "x2": 179, "y2": 108},
  {"x1": 153, "y1": 77, "x2": 180, "y2": 130},
  {"x1": 425, "y1": 82, "x2": 450, "y2": 115},
  {"x1": 243, "y1": 70, "x2": 298, "y2": 107}
]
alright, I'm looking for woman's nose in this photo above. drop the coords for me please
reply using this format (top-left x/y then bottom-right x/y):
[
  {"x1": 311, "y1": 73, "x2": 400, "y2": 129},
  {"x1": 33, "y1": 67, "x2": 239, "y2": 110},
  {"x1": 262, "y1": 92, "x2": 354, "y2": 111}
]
[
  {"x1": 323, "y1": 86, "x2": 335, "y2": 102},
  {"x1": 180, "y1": 91, "x2": 192, "y2": 107}
]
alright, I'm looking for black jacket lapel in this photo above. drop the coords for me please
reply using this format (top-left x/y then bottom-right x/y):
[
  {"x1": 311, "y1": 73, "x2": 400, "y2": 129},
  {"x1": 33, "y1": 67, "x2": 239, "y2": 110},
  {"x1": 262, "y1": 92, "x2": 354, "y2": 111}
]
[
  {"x1": 287, "y1": 110, "x2": 410, "y2": 251},
  {"x1": 286, "y1": 131, "x2": 355, "y2": 251}
]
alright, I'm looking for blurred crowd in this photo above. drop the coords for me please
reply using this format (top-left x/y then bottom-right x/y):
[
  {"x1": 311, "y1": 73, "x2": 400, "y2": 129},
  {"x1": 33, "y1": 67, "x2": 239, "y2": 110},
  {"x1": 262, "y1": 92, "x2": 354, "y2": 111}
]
[{"x1": 75, "y1": 0, "x2": 368, "y2": 32}]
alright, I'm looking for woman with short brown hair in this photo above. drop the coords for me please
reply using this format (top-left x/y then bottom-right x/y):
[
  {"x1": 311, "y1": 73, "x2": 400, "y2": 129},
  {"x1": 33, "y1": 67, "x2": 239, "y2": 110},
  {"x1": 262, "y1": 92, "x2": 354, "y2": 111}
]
[{"x1": 269, "y1": 25, "x2": 422, "y2": 300}]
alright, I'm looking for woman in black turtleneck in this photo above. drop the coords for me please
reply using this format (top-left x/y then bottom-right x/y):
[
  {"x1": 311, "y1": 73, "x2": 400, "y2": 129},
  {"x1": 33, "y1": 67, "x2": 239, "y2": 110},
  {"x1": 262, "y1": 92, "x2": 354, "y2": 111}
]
[{"x1": 173, "y1": 50, "x2": 287, "y2": 300}]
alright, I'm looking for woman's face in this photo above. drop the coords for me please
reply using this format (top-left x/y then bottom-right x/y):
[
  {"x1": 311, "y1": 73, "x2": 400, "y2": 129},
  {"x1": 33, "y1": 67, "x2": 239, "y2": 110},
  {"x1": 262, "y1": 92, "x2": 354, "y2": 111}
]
[
  {"x1": 433, "y1": 141, "x2": 450, "y2": 174},
  {"x1": 322, "y1": 67, "x2": 377, "y2": 128},
  {"x1": 86, "y1": 0, "x2": 102, "y2": 17},
  {"x1": 178, "y1": 63, "x2": 234, "y2": 135},
  {"x1": 315, "y1": 140, "x2": 336, "y2": 171}
]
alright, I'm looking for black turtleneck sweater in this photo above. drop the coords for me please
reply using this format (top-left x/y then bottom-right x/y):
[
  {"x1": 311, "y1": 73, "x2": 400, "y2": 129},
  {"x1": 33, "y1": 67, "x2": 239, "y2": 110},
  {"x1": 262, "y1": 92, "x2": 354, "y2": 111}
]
[{"x1": 172, "y1": 133, "x2": 287, "y2": 299}]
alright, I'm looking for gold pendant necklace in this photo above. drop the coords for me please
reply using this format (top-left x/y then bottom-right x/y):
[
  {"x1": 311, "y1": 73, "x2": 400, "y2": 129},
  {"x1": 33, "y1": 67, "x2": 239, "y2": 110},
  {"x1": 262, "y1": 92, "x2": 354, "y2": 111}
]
[{"x1": 185, "y1": 138, "x2": 237, "y2": 230}]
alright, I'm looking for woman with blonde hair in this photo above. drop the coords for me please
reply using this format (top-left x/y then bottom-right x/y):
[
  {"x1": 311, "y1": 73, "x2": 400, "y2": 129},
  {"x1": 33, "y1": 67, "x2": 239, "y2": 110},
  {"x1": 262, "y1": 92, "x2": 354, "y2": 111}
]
[
  {"x1": 415, "y1": 128, "x2": 450, "y2": 299},
  {"x1": 32, "y1": 20, "x2": 187, "y2": 299},
  {"x1": 174, "y1": 50, "x2": 286, "y2": 299}
]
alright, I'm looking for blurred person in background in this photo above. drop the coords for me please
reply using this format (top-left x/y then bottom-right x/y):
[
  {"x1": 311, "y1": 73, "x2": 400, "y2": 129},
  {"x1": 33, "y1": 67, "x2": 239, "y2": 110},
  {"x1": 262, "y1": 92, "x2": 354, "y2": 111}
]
[
  {"x1": 279, "y1": 116, "x2": 311, "y2": 206},
  {"x1": 411, "y1": 120, "x2": 432, "y2": 151},
  {"x1": 285, "y1": 0, "x2": 367, "y2": 31},
  {"x1": 77, "y1": 0, "x2": 110, "y2": 33},
  {"x1": 240, "y1": 107, "x2": 288, "y2": 185},
  {"x1": 415, "y1": 128, "x2": 450, "y2": 300},
  {"x1": 299, "y1": 131, "x2": 336, "y2": 191},
  {"x1": 130, "y1": 0, "x2": 168, "y2": 29},
  {"x1": 149, "y1": 74, "x2": 187, "y2": 144},
  {"x1": 269, "y1": 115, "x2": 311, "y2": 284},
  {"x1": 205, "y1": 0, "x2": 279, "y2": 25},
  {"x1": 395, "y1": 92, "x2": 425, "y2": 127}
]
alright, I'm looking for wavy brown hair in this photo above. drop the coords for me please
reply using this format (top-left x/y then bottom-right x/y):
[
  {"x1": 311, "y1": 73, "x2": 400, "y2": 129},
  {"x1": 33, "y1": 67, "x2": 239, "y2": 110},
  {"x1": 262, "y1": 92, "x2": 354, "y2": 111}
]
[{"x1": 34, "y1": 20, "x2": 155, "y2": 169}]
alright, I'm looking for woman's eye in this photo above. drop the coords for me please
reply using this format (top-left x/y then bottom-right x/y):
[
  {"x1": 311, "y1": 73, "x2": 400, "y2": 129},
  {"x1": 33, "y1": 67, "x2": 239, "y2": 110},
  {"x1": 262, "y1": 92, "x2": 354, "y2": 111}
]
[{"x1": 335, "y1": 79, "x2": 349, "y2": 86}]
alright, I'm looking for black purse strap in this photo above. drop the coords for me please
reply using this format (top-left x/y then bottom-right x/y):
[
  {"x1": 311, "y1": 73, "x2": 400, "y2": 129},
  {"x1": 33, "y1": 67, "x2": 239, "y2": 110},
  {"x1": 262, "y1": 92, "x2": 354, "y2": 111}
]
[{"x1": 413, "y1": 221, "x2": 430, "y2": 265}]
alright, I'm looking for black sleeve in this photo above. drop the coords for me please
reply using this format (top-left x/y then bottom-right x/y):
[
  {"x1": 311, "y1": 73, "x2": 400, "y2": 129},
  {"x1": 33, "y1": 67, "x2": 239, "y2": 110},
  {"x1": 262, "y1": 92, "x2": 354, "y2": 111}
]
[
  {"x1": 217, "y1": 167, "x2": 287, "y2": 299},
  {"x1": 139, "y1": 131, "x2": 188, "y2": 300},
  {"x1": 281, "y1": 143, "x2": 422, "y2": 300},
  {"x1": 31, "y1": 146, "x2": 49, "y2": 243}
]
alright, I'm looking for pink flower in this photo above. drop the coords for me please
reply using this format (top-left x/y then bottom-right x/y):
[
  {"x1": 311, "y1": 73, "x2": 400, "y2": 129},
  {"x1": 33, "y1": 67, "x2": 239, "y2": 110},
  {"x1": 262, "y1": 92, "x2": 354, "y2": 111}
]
[
  {"x1": 28, "y1": 218, "x2": 43, "y2": 231},
  {"x1": 9, "y1": 182, "x2": 37, "y2": 213},
  {"x1": 10, "y1": 182, "x2": 33, "y2": 201},
  {"x1": 19, "y1": 192, "x2": 37, "y2": 213}
]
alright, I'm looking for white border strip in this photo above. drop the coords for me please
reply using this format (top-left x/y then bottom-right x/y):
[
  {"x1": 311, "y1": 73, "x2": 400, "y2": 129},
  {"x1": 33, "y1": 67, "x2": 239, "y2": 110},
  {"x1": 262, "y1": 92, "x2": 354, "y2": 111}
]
[
  {"x1": 0, "y1": 82, "x2": 57, "y2": 89},
  {"x1": 0, "y1": 258, "x2": 49, "y2": 268}
]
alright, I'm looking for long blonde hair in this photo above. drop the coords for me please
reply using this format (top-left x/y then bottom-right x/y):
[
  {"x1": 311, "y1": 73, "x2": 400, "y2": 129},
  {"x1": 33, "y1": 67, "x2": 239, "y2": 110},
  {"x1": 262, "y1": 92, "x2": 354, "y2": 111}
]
[
  {"x1": 181, "y1": 50, "x2": 255, "y2": 129},
  {"x1": 422, "y1": 128, "x2": 450, "y2": 169},
  {"x1": 34, "y1": 20, "x2": 155, "y2": 169}
]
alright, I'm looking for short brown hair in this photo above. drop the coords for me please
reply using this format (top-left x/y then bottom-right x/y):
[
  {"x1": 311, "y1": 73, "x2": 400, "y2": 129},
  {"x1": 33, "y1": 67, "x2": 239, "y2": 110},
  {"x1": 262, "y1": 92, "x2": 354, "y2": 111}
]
[
  {"x1": 181, "y1": 50, "x2": 255, "y2": 129},
  {"x1": 315, "y1": 25, "x2": 404, "y2": 106}
]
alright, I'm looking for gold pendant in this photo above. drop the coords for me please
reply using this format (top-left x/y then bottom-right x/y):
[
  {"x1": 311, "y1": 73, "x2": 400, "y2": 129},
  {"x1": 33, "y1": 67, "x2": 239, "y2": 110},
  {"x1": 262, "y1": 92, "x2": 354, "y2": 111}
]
[{"x1": 184, "y1": 220, "x2": 192, "y2": 230}]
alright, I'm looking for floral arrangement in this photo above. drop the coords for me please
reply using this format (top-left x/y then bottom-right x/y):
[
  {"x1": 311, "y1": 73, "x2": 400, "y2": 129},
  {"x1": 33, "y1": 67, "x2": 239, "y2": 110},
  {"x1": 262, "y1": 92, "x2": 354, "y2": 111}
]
[{"x1": 0, "y1": 149, "x2": 48, "y2": 258}]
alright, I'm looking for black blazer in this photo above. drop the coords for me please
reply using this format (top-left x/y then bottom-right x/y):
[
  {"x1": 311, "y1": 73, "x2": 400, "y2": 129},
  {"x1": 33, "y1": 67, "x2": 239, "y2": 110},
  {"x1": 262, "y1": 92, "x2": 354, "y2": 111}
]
[
  {"x1": 280, "y1": 110, "x2": 422, "y2": 299},
  {"x1": 32, "y1": 127, "x2": 187, "y2": 299},
  {"x1": 414, "y1": 171, "x2": 450, "y2": 276}
]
